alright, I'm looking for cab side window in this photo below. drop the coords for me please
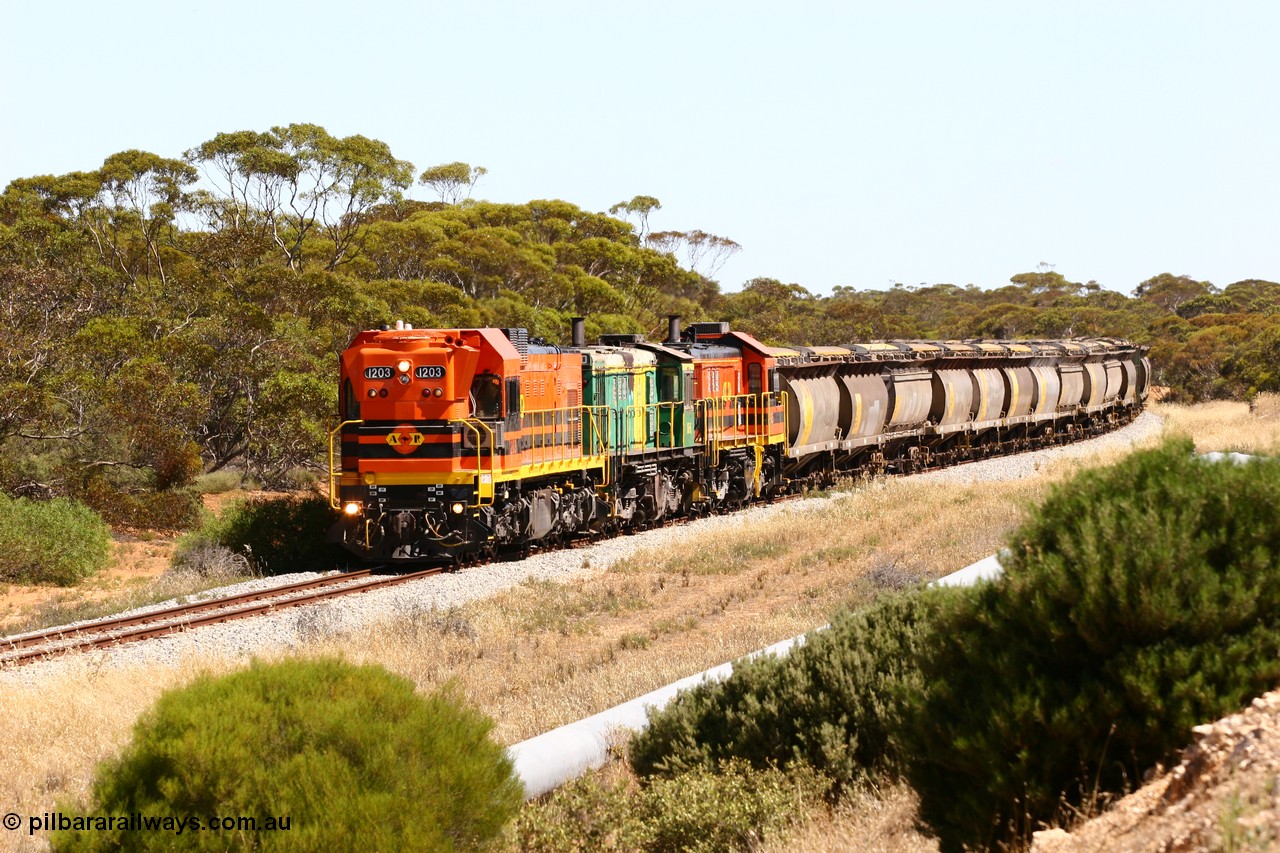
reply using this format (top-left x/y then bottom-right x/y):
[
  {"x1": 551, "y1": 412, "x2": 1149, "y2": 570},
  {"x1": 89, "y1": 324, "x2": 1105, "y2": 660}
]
[
  {"x1": 471, "y1": 374, "x2": 502, "y2": 419},
  {"x1": 660, "y1": 368, "x2": 680, "y2": 401},
  {"x1": 342, "y1": 378, "x2": 360, "y2": 420},
  {"x1": 505, "y1": 377, "x2": 521, "y2": 429}
]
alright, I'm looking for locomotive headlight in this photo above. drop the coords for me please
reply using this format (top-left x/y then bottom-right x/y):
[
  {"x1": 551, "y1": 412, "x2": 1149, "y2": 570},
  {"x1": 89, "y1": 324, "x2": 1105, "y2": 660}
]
[
  {"x1": 450, "y1": 501, "x2": 466, "y2": 515},
  {"x1": 433, "y1": 387, "x2": 443, "y2": 397},
  {"x1": 398, "y1": 373, "x2": 410, "y2": 385},
  {"x1": 397, "y1": 359, "x2": 411, "y2": 373},
  {"x1": 343, "y1": 502, "x2": 362, "y2": 516}
]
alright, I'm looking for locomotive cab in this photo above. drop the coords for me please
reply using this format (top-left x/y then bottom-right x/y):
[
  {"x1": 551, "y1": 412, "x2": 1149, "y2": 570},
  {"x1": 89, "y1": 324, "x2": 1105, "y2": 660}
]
[{"x1": 331, "y1": 326, "x2": 521, "y2": 560}]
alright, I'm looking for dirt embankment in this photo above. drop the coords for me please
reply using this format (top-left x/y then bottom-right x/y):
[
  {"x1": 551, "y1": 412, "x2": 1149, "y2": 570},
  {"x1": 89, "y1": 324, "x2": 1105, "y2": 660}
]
[{"x1": 1034, "y1": 689, "x2": 1280, "y2": 853}]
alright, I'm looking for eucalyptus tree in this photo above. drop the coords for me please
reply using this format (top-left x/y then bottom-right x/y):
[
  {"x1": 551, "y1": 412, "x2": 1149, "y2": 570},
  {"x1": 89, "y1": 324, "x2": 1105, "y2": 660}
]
[
  {"x1": 185, "y1": 124, "x2": 415, "y2": 272},
  {"x1": 1132, "y1": 272, "x2": 1217, "y2": 315},
  {"x1": 646, "y1": 228, "x2": 741, "y2": 279},
  {"x1": 4, "y1": 151, "x2": 197, "y2": 290},
  {"x1": 608, "y1": 194, "x2": 661, "y2": 242},
  {"x1": 419, "y1": 161, "x2": 488, "y2": 205},
  {"x1": 96, "y1": 150, "x2": 198, "y2": 288}
]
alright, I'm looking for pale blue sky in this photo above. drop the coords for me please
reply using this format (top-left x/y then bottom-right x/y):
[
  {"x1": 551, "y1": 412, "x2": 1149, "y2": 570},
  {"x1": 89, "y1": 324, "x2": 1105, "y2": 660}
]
[{"x1": 3, "y1": 1, "x2": 1277, "y2": 295}]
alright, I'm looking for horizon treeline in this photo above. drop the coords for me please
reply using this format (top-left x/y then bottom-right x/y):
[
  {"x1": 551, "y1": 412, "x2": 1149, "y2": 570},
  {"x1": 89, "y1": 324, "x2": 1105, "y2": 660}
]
[{"x1": 0, "y1": 122, "x2": 1273, "y2": 516}]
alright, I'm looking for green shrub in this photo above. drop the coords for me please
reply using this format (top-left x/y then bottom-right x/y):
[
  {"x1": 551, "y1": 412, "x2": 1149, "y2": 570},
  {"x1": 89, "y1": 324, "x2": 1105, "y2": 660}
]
[
  {"x1": 900, "y1": 438, "x2": 1280, "y2": 853},
  {"x1": 74, "y1": 475, "x2": 203, "y2": 530},
  {"x1": 0, "y1": 494, "x2": 111, "y2": 585},
  {"x1": 638, "y1": 760, "x2": 822, "y2": 853},
  {"x1": 512, "y1": 770, "x2": 647, "y2": 852},
  {"x1": 513, "y1": 760, "x2": 821, "y2": 853},
  {"x1": 53, "y1": 659, "x2": 522, "y2": 852},
  {"x1": 630, "y1": 589, "x2": 949, "y2": 788},
  {"x1": 187, "y1": 494, "x2": 343, "y2": 575}
]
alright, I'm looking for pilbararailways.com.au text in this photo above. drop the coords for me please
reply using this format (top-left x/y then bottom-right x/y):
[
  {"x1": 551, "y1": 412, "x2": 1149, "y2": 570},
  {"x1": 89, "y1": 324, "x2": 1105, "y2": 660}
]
[{"x1": 7, "y1": 812, "x2": 291, "y2": 836}]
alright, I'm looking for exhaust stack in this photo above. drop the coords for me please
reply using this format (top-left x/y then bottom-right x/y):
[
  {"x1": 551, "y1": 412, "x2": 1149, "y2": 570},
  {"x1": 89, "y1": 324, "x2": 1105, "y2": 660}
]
[
  {"x1": 571, "y1": 317, "x2": 586, "y2": 348},
  {"x1": 667, "y1": 315, "x2": 681, "y2": 344}
]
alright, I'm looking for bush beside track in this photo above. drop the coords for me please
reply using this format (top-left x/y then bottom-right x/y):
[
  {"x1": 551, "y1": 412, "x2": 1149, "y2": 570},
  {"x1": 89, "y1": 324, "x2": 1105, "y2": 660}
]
[
  {"x1": 0, "y1": 494, "x2": 111, "y2": 585},
  {"x1": 630, "y1": 438, "x2": 1280, "y2": 852},
  {"x1": 53, "y1": 659, "x2": 522, "y2": 852},
  {"x1": 177, "y1": 494, "x2": 343, "y2": 576}
]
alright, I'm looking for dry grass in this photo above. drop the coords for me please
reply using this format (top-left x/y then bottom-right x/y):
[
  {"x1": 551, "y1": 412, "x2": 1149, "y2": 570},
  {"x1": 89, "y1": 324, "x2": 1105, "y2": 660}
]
[
  {"x1": 299, "y1": 474, "x2": 1045, "y2": 746},
  {"x1": 761, "y1": 782, "x2": 940, "y2": 853},
  {"x1": 1157, "y1": 396, "x2": 1280, "y2": 455},
  {"x1": 0, "y1": 476, "x2": 1054, "y2": 853},
  {"x1": 7, "y1": 403, "x2": 1280, "y2": 851}
]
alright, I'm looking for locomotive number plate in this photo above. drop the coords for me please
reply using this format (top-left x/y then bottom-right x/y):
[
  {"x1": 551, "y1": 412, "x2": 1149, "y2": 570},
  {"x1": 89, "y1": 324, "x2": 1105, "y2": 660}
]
[
  {"x1": 415, "y1": 365, "x2": 446, "y2": 380},
  {"x1": 364, "y1": 366, "x2": 394, "y2": 380}
]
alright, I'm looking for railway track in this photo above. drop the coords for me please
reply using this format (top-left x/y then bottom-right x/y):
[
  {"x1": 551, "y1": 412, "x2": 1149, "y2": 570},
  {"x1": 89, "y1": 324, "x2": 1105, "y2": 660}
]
[{"x1": 0, "y1": 567, "x2": 445, "y2": 668}]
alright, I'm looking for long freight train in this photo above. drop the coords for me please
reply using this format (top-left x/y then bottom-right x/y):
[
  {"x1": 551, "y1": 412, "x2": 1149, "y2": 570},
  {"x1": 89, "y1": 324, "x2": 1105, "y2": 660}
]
[{"x1": 328, "y1": 318, "x2": 1149, "y2": 562}]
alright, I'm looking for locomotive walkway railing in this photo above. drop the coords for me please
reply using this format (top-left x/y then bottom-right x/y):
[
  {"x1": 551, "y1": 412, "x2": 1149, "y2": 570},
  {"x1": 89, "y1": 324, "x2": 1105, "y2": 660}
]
[
  {"x1": 521, "y1": 404, "x2": 610, "y2": 459},
  {"x1": 614, "y1": 401, "x2": 684, "y2": 452},
  {"x1": 697, "y1": 392, "x2": 786, "y2": 468},
  {"x1": 521, "y1": 404, "x2": 612, "y2": 485}
]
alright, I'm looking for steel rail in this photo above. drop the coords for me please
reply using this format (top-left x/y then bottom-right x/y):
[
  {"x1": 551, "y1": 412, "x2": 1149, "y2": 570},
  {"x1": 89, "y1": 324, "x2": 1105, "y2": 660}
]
[
  {"x1": 1, "y1": 568, "x2": 443, "y2": 667},
  {"x1": 1, "y1": 570, "x2": 376, "y2": 652}
]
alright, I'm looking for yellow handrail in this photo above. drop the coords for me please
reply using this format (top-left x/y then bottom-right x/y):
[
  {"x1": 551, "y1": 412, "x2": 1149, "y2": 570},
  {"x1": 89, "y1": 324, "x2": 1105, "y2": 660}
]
[
  {"x1": 781, "y1": 390, "x2": 790, "y2": 451},
  {"x1": 583, "y1": 405, "x2": 612, "y2": 486},
  {"x1": 696, "y1": 393, "x2": 786, "y2": 467},
  {"x1": 614, "y1": 401, "x2": 682, "y2": 451},
  {"x1": 453, "y1": 418, "x2": 496, "y2": 506},
  {"x1": 331, "y1": 395, "x2": 787, "y2": 512},
  {"x1": 520, "y1": 403, "x2": 611, "y2": 464},
  {"x1": 327, "y1": 419, "x2": 364, "y2": 509}
]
